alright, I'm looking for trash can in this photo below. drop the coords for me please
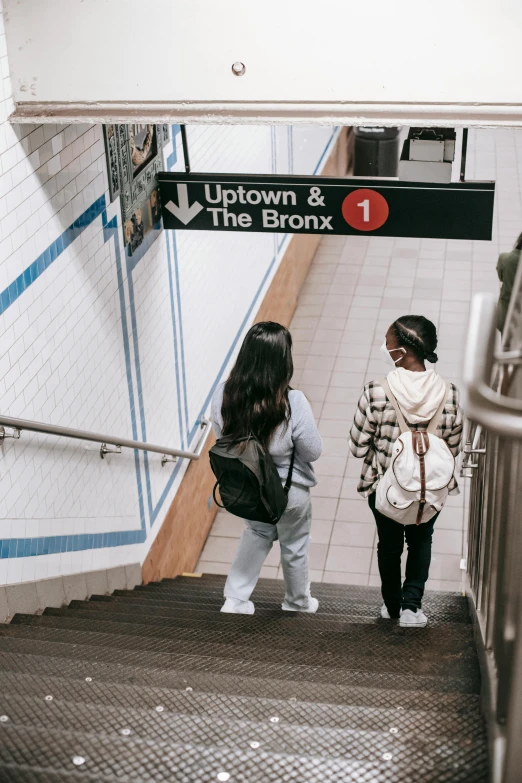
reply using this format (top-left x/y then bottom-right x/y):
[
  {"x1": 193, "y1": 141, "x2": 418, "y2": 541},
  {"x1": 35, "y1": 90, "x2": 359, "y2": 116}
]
[{"x1": 353, "y1": 127, "x2": 400, "y2": 177}]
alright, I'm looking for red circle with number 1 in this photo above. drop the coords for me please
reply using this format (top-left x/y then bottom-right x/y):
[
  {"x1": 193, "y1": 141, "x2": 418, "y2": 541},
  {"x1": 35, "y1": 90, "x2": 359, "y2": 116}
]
[{"x1": 342, "y1": 189, "x2": 389, "y2": 232}]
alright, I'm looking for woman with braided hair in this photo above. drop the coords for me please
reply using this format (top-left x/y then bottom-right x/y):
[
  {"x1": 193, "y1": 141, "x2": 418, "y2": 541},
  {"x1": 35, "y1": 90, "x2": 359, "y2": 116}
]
[{"x1": 349, "y1": 315, "x2": 463, "y2": 627}]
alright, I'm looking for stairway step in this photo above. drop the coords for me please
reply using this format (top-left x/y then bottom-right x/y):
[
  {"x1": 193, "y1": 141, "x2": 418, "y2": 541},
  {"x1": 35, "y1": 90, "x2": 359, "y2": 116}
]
[
  {"x1": 69, "y1": 594, "x2": 472, "y2": 627},
  {"x1": 137, "y1": 584, "x2": 470, "y2": 616},
  {"x1": 12, "y1": 612, "x2": 475, "y2": 651},
  {"x1": 0, "y1": 720, "x2": 485, "y2": 783},
  {"x1": 0, "y1": 649, "x2": 482, "y2": 710},
  {"x1": 46, "y1": 602, "x2": 392, "y2": 626},
  {"x1": 174, "y1": 574, "x2": 385, "y2": 589},
  {"x1": 0, "y1": 633, "x2": 480, "y2": 694},
  {"x1": 168, "y1": 575, "x2": 467, "y2": 608},
  {"x1": 0, "y1": 722, "x2": 386, "y2": 783},
  {"x1": 126, "y1": 581, "x2": 468, "y2": 607},
  {"x1": 62, "y1": 588, "x2": 471, "y2": 625},
  {"x1": 0, "y1": 620, "x2": 478, "y2": 680},
  {"x1": 0, "y1": 689, "x2": 487, "y2": 777},
  {"x1": 41, "y1": 604, "x2": 470, "y2": 633},
  {"x1": 0, "y1": 768, "x2": 89, "y2": 783},
  {"x1": 0, "y1": 671, "x2": 484, "y2": 740},
  {"x1": 0, "y1": 572, "x2": 487, "y2": 781},
  {"x1": 148, "y1": 579, "x2": 468, "y2": 608},
  {"x1": 89, "y1": 591, "x2": 472, "y2": 624}
]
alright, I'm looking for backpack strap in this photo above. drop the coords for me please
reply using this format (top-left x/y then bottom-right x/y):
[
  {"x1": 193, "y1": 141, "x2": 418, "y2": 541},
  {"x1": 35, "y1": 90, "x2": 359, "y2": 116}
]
[
  {"x1": 212, "y1": 480, "x2": 227, "y2": 509},
  {"x1": 212, "y1": 475, "x2": 247, "y2": 509},
  {"x1": 412, "y1": 431, "x2": 430, "y2": 525},
  {"x1": 427, "y1": 382, "x2": 450, "y2": 435},
  {"x1": 380, "y1": 379, "x2": 409, "y2": 434},
  {"x1": 284, "y1": 446, "x2": 296, "y2": 495}
]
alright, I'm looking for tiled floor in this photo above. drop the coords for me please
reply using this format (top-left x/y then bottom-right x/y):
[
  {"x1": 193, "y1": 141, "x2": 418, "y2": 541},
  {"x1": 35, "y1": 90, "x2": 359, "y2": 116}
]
[{"x1": 197, "y1": 129, "x2": 522, "y2": 592}]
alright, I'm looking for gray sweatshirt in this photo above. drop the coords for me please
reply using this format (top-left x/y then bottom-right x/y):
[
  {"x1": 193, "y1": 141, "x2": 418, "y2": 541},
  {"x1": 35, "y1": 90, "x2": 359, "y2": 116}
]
[{"x1": 211, "y1": 383, "x2": 322, "y2": 487}]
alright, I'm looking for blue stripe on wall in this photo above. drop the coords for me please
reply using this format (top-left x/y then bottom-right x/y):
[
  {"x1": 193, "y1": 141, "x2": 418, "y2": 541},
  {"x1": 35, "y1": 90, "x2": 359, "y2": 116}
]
[
  {"x1": 0, "y1": 528, "x2": 145, "y2": 560},
  {"x1": 0, "y1": 195, "x2": 106, "y2": 317}
]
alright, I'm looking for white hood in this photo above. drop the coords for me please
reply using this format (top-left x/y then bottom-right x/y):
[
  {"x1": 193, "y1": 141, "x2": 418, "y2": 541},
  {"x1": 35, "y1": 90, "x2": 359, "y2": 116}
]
[{"x1": 386, "y1": 368, "x2": 446, "y2": 424}]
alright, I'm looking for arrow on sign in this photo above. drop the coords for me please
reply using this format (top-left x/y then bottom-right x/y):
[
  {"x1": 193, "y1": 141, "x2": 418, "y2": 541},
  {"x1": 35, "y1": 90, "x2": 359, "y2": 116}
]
[{"x1": 165, "y1": 184, "x2": 204, "y2": 225}]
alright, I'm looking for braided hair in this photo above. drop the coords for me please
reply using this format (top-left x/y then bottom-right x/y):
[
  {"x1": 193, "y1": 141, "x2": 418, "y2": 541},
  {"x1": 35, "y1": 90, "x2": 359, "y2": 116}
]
[{"x1": 391, "y1": 315, "x2": 439, "y2": 364}]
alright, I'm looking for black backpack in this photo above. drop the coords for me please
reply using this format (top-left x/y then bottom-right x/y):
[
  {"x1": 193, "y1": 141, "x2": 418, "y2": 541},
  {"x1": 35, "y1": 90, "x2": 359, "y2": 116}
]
[{"x1": 209, "y1": 435, "x2": 295, "y2": 524}]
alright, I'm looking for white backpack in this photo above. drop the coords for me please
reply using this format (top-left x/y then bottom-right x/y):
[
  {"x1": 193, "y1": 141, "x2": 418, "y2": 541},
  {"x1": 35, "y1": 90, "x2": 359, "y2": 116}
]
[{"x1": 375, "y1": 379, "x2": 455, "y2": 526}]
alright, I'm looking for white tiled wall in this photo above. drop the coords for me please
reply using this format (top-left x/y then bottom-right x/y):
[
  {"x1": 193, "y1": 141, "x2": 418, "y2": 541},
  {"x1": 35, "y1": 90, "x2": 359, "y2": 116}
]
[{"x1": 0, "y1": 0, "x2": 339, "y2": 585}]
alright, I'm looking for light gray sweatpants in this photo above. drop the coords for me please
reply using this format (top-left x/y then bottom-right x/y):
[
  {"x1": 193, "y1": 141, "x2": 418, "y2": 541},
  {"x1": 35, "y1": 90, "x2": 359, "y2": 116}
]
[{"x1": 224, "y1": 484, "x2": 312, "y2": 609}]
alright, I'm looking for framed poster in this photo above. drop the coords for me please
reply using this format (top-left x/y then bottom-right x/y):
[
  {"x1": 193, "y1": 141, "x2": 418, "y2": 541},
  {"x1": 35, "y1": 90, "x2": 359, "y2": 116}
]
[{"x1": 102, "y1": 123, "x2": 169, "y2": 254}]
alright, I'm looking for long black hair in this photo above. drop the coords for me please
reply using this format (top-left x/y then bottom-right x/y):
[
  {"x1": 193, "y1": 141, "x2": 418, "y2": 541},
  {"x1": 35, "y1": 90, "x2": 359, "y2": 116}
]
[
  {"x1": 221, "y1": 322, "x2": 293, "y2": 450},
  {"x1": 391, "y1": 315, "x2": 439, "y2": 364}
]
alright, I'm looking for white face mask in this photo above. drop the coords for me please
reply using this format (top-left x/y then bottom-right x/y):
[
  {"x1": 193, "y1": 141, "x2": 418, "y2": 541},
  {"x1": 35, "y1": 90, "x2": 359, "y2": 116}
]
[{"x1": 380, "y1": 341, "x2": 406, "y2": 367}]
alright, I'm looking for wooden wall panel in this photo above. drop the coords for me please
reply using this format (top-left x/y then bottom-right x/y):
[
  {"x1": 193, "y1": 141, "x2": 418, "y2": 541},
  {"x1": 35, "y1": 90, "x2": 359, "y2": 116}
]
[{"x1": 142, "y1": 434, "x2": 217, "y2": 583}]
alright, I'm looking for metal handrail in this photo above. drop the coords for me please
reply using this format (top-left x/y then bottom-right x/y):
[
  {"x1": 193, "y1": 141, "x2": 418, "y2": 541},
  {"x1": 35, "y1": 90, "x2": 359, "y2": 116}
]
[
  {"x1": 0, "y1": 413, "x2": 211, "y2": 462},
  {"x1": 462, "y1": 293, "x2": 522, "y2": 438},
  {"x1": 463, "y1": 275, "x2": 522, "y2": 783}
]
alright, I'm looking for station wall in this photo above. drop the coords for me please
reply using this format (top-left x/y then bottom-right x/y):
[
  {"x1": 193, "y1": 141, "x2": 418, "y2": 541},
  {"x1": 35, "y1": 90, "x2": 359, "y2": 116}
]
[{"x1": 0, "y1": 4, "x2": 343, "y2": 587}]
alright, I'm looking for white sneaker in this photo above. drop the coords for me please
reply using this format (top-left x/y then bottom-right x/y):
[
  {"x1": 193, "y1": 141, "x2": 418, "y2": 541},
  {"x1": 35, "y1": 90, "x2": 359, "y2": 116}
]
[
  {"x1": 221, "y1": 598, "x2": 255, "y2": 615},
  {"x1": 380, "y1": 605, "x2": 391, "y2": 619},
  {"x1": 282, "y1": 584, "x2": 319, "y2": 613},
  {"x1": 282, "y1": 596, "x2": 319, "y2": 613},
  {"x1": 400, "y1": 608, "x2": 428, "y2": 627}
]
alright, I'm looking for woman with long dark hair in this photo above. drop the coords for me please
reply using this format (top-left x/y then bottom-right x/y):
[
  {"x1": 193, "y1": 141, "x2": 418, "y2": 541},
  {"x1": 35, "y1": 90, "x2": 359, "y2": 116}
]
[
  {"x1": 349, "y1": 315, "x2": 463, "y2": 627},
  {"x1": 211, "y1": 321, "x2": 322, "y2": 614}
]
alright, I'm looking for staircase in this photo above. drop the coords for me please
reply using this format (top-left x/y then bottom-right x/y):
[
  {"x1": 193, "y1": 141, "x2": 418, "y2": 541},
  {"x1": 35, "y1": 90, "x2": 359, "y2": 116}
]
[{"x1": 0, "y1": 574, "x2": 488, "y2": 782}]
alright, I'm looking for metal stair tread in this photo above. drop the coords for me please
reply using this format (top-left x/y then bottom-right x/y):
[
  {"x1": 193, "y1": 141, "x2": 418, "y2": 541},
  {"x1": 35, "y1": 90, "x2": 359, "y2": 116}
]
[
  {"x1": 0, "y1": 650, "x2": 482, "y2": 709},
  {"x1": 41, "y1": 604, "x2": 471, "y2": 632},
  {"x1": 164, "y1": 578, "x2": 468, "y2": 610},
  {"x1": 0, "y1": 635, "x2": 480, "y2": 694},
  {"x1": 143, "y1": 579, "x2": 468, "y2": 606},
  {"x1": 0, "y1": 690, "x2": 487, "y2": 773},
  {"x1": 88, "y1": 593, "x2": 472, "y2": 623},
  {"x1": 65, "y1": 596, "x2": 471, "y2": 625},
  {"x1": 0, "y1": 622, "x2": 479, "y2": 679},
  {"x1": 0, "y1": 766, "x2": 125, "y2": 783},
  {"x1": 11, "y1": 611, "x2": 476, "y2": 645},
  {"x1": 117, "y1": 583, "x2": 470, "y2": 610},
  {"x1": 0, "y1": 719, "x2": 486, "y2": 783},
  {"x1": 170, "y1": 575, "x2": 464, "y2": 601},
  {"x1": 0, "y1": 671, "x2": 484, "y2": 740},
  {"x1": 0, "y1": 577, "x2": 488, "y2": 781}
]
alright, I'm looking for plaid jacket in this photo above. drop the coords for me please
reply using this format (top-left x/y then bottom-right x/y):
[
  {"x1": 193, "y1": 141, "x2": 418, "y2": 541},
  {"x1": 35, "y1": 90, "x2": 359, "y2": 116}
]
[{"x1": 348, "y1": 381, "x2": 463, "y2": 498}]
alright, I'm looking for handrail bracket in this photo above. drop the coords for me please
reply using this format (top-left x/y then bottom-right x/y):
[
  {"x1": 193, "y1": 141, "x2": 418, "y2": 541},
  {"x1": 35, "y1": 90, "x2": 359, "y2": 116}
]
[
  {"x1": 0, "y1": 425, "x2": 21, "y2": 444},
  {"x1": 100, "y1": 444, "x2": 122, "y2": 459}
]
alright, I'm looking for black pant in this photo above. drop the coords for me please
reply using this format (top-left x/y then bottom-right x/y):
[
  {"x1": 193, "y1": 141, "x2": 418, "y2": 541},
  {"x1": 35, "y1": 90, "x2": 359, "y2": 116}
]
[{"x1": 368, "y1": 493, "x2": 438, "y2": 616}]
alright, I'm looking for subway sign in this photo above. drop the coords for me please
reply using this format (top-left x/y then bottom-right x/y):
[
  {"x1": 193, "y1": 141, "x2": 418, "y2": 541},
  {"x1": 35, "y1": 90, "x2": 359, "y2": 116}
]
[{"x1": 158, "y1": 172, "x2": 495, "y2": 241}]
